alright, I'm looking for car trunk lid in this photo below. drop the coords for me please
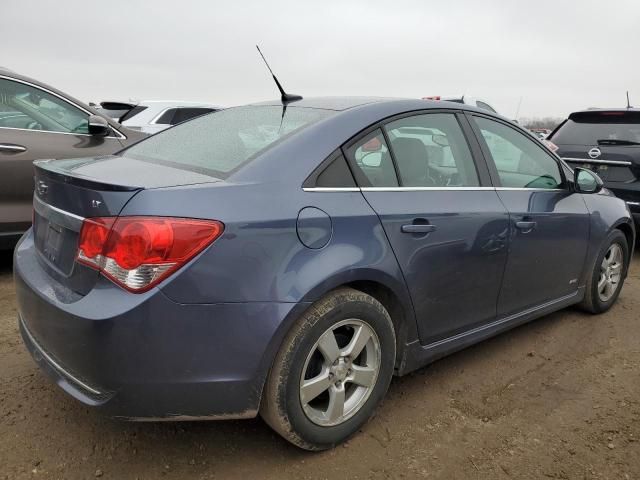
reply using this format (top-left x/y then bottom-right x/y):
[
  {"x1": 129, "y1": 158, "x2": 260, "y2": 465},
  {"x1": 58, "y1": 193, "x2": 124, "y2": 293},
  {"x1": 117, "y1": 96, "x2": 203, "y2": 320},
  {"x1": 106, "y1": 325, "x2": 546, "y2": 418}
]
[{"x1": 32, "y1": 156, "x2": 222, "y2": 295}]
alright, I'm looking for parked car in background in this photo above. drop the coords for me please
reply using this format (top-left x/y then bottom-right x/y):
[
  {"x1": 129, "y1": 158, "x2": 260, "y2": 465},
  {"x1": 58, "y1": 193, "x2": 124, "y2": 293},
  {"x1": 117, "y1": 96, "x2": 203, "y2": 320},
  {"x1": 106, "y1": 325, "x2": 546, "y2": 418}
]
[
  {"x1": 529, "y1": 128, "x2": 551, "y2": 139},
  {"x1": 15, "y1": 97, "x2": 633, "y2": 451},
  {"x1": 422, "y1": 94, "x2": 498, "y2": 113},
  {"x1": 98, "y1": 100, "x2": 222, "y2": 134},
  {"x1": 546, "y1": 108, "x2": 640, "y2": 229},
  {"x1": 0, "y1": 68, "x2": 147, "y2": 249}
]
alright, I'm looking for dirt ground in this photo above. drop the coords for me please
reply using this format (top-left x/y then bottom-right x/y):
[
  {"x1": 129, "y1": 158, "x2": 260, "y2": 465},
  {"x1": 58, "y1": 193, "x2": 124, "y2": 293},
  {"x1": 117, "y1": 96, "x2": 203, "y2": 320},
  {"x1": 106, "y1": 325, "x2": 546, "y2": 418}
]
[{"x1": 1, "y1": 250, "x2": 639, "y2": 480}]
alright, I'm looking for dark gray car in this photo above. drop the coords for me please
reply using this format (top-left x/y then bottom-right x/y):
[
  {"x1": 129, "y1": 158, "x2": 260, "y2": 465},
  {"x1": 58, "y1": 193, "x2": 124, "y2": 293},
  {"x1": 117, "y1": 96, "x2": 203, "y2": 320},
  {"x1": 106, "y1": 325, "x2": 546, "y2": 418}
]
[{"x1": 0, "y1": 68, "x2": 146, "y2": 248}]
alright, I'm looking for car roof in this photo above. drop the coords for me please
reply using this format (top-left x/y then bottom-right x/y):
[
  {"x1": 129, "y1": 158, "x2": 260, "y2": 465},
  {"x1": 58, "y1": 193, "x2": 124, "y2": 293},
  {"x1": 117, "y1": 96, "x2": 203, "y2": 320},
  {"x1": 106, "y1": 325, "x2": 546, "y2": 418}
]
[
  {"x1": 232, "y1": 96, "x2": 514, "y2": 184},
  {"x1": 253, "y1": 96, "x2": 395, "y2": 111},
  {"x1": 253, "y1": 96, "x2": 492, "y2": 114}
]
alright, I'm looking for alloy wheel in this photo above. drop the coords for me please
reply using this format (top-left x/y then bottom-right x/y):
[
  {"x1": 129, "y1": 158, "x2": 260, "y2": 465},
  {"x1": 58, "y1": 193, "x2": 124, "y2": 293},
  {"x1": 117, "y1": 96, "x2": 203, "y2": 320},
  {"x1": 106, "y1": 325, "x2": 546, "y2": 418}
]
[
  {"x1": 598, "y1": 243, "x2": 624, "y2": 302},
  {"x1": 299, "y1": 319, "x2": 381, "y2": 427}
]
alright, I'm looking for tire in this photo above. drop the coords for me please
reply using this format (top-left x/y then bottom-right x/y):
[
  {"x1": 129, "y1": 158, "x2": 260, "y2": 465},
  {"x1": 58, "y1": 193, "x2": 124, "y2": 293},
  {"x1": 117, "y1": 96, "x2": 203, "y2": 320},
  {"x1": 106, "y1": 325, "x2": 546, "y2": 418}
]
[
  {"x1": 260, "y1": 288, "x2": 396, "y2": 451},
  {"x1": 579, "y1": 229, "x2": 629, "y2": 314}
]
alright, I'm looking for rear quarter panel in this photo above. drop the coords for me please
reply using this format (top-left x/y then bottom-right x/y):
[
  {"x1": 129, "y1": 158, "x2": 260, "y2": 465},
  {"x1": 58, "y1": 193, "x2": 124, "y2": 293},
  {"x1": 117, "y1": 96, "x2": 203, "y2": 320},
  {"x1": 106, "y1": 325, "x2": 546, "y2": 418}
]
[{"x1": 122, "y1": 182, "x2": 416, "y2": 329}]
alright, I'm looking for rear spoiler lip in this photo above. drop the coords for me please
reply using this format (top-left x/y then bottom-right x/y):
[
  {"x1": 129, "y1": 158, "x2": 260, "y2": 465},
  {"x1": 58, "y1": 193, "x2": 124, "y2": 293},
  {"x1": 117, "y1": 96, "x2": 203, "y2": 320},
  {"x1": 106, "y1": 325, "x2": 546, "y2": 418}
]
[
  {"x1": 34, "y1": 159, "x2": 142, "y2": 192},
  {"x1": 99, "y1": 101, "x2": 139, "y2": 110},
  {"x1": 568, "y1": 110, "x2": 640, "y2": 122}
]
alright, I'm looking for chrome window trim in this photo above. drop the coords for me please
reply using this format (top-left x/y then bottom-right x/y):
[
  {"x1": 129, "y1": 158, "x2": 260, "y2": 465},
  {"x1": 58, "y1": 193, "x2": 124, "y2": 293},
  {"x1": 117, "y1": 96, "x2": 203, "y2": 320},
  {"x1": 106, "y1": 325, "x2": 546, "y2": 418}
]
[
  {"x1": 0, "y1": 74, "x2": 126, "y2": 139},
  {"x1": 303, "y1": 186, "x2": 569, "y2": 193},
  {"x1": 361, "y1": 186, "x2": 495, "y2": 192},
  {"x1": 20, "y1": 316, "x2": 104, "y2": 396},
  {"x1": 302, "y1": 187, "x2": 360, "y2": 192},
  {"x1": 0, "y1": 125, "x2": 124, "y2": 140},
  {"x1": 33, "y1": 195, "x2": 85, "y2": 231},
  {"x1": 562, "y1": 157, "x2": 632, "y2": 166},
  {"x1": 626, "y1": 201, "x2": 640, "y2": 206},
  {"x1": 495, "y1": 187, "x2": 566, "y2": 192}
]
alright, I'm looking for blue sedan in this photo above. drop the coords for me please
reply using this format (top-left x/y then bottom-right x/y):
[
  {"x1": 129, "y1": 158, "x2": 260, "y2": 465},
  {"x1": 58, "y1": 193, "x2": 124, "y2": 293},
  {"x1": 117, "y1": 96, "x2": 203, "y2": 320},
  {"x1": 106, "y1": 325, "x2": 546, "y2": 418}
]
[{"x1": 14, "y1": 97, "x2": 634, "y2": 450}]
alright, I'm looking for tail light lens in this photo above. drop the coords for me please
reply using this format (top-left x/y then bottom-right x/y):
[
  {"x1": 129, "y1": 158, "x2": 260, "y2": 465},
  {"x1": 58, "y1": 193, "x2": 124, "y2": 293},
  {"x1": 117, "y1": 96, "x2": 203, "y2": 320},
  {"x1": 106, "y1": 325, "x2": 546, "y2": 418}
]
[
  {"x1": 542, "y1": 139, "x2": 559, "y2": 152},
  {"x1": 77, "y1": 216, "x2": 224, "y2": 292}
]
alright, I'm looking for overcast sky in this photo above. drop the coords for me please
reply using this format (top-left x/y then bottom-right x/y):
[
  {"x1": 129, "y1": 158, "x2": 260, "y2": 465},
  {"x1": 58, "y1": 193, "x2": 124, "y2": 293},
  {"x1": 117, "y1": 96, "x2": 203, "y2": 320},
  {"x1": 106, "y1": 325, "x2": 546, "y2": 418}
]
[{"x1": 3, "y1": 0, "x2": 639, "y2": 118}]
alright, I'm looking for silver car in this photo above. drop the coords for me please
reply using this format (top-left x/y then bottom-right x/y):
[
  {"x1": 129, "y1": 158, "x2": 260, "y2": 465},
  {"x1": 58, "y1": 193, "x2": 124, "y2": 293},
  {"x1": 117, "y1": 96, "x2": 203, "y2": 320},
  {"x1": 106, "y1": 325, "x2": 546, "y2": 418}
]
[{"x1": 98, "y1": 100, "x2": 222, "y2": 134}]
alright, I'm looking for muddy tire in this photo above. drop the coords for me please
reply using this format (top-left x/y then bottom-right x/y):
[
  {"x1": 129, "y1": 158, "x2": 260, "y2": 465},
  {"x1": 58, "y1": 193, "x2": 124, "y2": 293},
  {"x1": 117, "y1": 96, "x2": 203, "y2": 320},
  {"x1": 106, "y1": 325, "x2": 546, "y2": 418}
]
[
  {"x1": 579, "y1": 229, "x2": 628, "y2": 314},
  {"x1": 260, "y1": 288, "x2": 396, "y2": 451}
]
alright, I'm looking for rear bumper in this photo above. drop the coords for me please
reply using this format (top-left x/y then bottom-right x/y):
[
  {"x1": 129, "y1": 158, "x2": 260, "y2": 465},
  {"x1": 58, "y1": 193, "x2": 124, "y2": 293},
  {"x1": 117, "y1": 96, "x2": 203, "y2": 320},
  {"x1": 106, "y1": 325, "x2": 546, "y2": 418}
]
[{"x1": 14, "y1": 230, "x2": 307, "y2": 420}]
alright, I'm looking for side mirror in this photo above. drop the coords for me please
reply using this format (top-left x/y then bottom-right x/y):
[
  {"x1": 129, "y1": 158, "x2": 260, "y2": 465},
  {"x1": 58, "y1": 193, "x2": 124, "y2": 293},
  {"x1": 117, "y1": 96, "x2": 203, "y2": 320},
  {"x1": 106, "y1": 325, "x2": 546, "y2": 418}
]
[
  {"x1": 88, "y1": 115, "x2": 111, "y2": 136},
  {"x1": 574, "y1": 167, "x2": 603, "y2": 194}
]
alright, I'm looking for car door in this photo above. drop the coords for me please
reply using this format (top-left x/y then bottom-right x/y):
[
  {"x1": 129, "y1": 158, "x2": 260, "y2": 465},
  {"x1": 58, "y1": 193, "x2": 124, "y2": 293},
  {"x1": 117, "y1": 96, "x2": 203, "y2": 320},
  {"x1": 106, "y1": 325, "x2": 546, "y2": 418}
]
[
  {"x1": 0, "y1": 77, "x2": 126, "y2": 236},
  {"x1": 468, "y1": 114, "x2": 590, "y2": 317},
  {"x1": 346, "y1": 111, "x2": 510, "y2": 345}
]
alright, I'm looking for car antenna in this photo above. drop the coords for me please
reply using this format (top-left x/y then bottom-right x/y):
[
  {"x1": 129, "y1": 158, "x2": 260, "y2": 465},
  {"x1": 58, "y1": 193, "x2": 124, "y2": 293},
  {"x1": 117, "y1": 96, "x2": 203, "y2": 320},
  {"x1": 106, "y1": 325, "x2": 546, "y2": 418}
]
[
  {"x1": 256, "y1": 45, "x2": 302, "y2": 104},
  {"x1": 627, "y1": 91, "x2": 632, "y2": 109}
]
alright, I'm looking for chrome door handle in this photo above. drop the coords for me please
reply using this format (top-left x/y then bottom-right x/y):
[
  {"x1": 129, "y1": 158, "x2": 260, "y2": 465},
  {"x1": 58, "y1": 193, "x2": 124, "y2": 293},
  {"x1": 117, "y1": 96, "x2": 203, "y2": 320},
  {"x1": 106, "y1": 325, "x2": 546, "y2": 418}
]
[
  {"x1": 401, "y1": 224, "x2": 437, "y2": 234},
  {"x1": 515, "y1": 221, "x2": 536, "y2": 232},
  {"x1": 0, "y1": 143, "x2": 27, "y2": 153}
]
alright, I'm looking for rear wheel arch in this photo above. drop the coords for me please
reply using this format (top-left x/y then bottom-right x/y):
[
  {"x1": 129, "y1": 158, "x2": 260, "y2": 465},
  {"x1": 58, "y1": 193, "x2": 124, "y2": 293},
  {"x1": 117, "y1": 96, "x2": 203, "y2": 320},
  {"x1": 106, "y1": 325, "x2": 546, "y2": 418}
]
[
  {"x1": 256, "y1": 270, "x2": 418, "y2": 413},
  {"x1": 342, "y1": 280, "x2": 410, "y2": 371}
]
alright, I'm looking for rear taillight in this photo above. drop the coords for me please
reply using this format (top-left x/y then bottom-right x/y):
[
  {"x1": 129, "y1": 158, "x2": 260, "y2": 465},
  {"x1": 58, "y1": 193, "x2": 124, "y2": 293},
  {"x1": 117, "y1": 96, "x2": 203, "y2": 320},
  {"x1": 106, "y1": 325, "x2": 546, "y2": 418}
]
[
  {"x1": 77, "y1": 216, "x2": 224, "y2": 292},
  {"x1": 542, "y1": 139, "x2": 559, "y2": 152}
]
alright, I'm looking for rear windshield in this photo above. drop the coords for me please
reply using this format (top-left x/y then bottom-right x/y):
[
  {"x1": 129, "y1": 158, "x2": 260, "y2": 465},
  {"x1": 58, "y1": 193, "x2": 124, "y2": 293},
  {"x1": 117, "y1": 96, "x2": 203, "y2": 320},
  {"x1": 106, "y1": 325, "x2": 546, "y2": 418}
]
[
  {"x1": 551, "y1": 111, "x2": 640, "y2": 145},
  {"x1": 125, "y1": 105, "x2": 333, "y2": 177}
]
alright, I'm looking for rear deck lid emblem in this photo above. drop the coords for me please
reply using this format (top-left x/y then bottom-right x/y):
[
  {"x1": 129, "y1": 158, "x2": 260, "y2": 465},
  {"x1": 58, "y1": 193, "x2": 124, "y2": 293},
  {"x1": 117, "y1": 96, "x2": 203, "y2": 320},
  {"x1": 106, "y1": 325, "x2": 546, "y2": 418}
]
[{"x1": 36, "y1": 181, "x2": 48, "y2": 196}]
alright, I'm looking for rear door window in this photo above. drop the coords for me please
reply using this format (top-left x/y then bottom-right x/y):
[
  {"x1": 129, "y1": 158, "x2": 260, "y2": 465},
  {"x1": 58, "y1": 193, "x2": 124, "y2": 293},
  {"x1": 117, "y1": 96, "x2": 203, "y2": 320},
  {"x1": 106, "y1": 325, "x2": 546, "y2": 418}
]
[
  {"x1": 346, "y1": 130, "x2": 398, "y2": 187},
  {"x1": 384, "y1": 113, "x2": 479, "y2": 187},
  {"x1": 313, "y1": 153, "x2": 356, "y2": 188}
]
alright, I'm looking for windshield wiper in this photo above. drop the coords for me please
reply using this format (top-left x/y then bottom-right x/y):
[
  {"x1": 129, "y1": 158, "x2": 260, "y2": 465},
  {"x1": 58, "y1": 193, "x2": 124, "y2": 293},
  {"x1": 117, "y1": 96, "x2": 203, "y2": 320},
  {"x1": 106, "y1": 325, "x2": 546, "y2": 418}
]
[{"x1": 597, "y1": 138, "x2": 640, "y2": 146}]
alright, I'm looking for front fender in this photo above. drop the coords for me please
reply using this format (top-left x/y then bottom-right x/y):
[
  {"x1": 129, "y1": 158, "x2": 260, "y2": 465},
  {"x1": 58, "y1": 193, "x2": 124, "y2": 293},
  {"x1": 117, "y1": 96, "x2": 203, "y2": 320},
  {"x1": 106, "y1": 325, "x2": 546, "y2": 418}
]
[{"x1": 582, "y1": 192, "x2": 635, "y2": 284}]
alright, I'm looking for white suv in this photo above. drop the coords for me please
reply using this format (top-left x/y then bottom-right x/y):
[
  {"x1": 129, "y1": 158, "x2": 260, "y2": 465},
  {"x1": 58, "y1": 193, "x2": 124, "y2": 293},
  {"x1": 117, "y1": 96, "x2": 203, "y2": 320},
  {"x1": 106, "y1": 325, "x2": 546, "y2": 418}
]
[{"x1": 98, "y1": 100, "x2": 222, "y2": 134}]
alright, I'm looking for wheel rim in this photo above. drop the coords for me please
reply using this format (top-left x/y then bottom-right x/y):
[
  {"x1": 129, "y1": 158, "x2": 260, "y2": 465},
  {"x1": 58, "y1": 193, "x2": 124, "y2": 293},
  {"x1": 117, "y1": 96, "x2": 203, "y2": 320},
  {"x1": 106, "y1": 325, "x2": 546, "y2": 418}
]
[
  {"x1": 598, "y1": 243, "x2": 624, "y2": 302},
  {"x1": 299, "y1": 318, "x2": 381, "y2": 427}
]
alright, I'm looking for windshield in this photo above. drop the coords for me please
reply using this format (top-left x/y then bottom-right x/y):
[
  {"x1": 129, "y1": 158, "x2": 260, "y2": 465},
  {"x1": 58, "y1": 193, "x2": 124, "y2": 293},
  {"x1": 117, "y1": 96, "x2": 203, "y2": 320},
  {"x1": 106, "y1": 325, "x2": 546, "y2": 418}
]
[
  {"x1": 125, "y1": 105, "x2": 334, "y2": 178},
  {"x1": 551, "y1": 112, "x2": 640, "y2": 145}
]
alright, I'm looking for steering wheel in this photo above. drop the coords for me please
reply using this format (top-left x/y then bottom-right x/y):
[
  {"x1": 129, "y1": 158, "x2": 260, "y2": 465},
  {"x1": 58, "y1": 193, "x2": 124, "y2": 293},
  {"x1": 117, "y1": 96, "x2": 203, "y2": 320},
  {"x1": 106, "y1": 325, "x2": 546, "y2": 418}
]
[{"x1": 26, "y1": 121, "x2": 43, "y2": 130}]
